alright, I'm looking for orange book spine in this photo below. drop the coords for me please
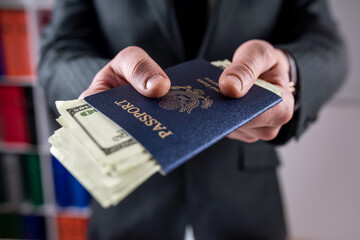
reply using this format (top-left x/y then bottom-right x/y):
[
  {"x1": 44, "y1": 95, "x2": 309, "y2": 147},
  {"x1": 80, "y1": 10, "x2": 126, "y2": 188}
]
[
  {"x1": 0, "y1": 10, "x2": 33, "y2": 77},
  {"x1": 57, "y1": 215, "x2": 89, "y2": 240}
]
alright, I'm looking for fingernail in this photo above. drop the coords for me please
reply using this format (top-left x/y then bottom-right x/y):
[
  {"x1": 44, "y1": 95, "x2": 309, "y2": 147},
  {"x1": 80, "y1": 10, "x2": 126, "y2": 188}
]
[
  {"x1": 225, "y1": 75, "x2": 242, "y2": 92},
  {"x1": 146, "y1": 74, "x2": 166, "y2": 89}
]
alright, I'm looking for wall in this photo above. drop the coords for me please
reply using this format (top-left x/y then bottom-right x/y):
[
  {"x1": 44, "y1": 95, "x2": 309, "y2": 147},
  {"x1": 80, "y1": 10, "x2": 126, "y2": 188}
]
[{"x1": 279, "y1": 0, "x2": 360, "y2": 239}]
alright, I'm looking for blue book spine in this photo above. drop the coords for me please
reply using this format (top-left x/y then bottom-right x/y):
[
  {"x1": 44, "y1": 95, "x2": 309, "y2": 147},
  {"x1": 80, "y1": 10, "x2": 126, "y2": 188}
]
[
  {"x1": 21, "y1": 215, "x2": 46, "y2": 239},
  {"x1": 51, "y1": 156, "x2": 71, "y2": 207},
  {"x1": 68, "y1": 173, "x2": 91, "y2": 207}
]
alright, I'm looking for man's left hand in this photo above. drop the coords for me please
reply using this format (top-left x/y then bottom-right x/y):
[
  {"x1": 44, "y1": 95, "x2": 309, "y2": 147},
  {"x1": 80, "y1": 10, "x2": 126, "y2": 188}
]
[{"x1": 219, "y1": 40, "x2": 295, "y2": 143}]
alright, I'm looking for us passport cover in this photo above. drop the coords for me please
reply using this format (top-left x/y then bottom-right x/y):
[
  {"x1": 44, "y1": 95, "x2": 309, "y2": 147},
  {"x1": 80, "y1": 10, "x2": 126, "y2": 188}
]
[{"x1": 85, "y1": 59, "x2": 282, "y2": 174}]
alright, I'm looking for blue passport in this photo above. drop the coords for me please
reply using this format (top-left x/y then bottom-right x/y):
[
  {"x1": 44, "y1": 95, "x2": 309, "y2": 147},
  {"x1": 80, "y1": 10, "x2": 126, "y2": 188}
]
[{"x1": 85, "y1": 59, "x2": 282, "y2": 174}]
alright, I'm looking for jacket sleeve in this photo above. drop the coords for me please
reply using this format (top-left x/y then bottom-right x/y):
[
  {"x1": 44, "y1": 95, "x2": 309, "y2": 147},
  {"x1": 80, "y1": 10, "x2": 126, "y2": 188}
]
[
  {"x1": 270, "y1": 0, "x2": 347, "y2": 144},
  {"x1": 38, "y1": 0, "x2": 109, "y2": 112}
]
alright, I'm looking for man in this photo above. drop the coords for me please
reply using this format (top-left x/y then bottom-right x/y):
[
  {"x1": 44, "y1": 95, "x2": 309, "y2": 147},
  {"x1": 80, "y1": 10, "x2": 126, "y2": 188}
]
[{"x1": 39, "y1": 0, "x2": 347, "y2": 239}]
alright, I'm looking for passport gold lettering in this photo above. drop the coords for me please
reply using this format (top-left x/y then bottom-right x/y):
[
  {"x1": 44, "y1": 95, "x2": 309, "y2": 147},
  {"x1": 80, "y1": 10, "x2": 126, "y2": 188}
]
[
  {"x1": 133, "y1": 112, "x2": 146, "y2": 118},
  {"x1": 127, "y1": 107, "x2": 140, "y2": 113},
  {"x1": 145, "y1": 118, "x2": 157, "y2": 126},
  {"x1": 121, "y1": 102, "x2": 134, "y2": 110},
  {"x1": 153, "y1": 123, "x2": 166, "y2": 131},
  {"x1": 158, "y1": 130, "x2": 173, "y2": 139},
  {"x1": 114, "y1": 100, "x2": 173, "y2": 139},
  {"x1": 139, "y1": 114, "x2": 150, "y2": 122},
  {"x1": 196, "y1": 78, "x2": 221, "y2": 93},
  {"x1": 204, "y1": 77, "x2": 219, "y2": 87}
]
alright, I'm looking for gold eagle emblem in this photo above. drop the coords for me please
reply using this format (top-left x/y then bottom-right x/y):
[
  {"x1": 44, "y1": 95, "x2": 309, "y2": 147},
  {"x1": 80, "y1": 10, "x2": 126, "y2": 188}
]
[{"x1": 159, "y1": 85, "x2": 213, "y2": 114}]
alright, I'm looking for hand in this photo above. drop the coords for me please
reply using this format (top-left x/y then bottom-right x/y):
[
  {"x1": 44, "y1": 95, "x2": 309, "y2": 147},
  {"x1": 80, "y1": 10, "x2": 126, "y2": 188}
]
[
  {"x1": 219, "y1": 40, "x2": 295, "y2": 143},
  {"x1": 79, "y1": 46, "x2": 170, "y2": 99}
]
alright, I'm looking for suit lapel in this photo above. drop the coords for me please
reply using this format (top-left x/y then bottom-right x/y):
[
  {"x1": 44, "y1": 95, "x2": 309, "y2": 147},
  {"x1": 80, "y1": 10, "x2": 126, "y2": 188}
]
[
  {"x1": 146, "y1": 0, "x2": 222, "y2": 61},
  {"x1": 198, "y1": 0, "x2": 221, "y2": 58},
  {"x1": 146, "y1": 0, "x2": 185, "y2": 61}
]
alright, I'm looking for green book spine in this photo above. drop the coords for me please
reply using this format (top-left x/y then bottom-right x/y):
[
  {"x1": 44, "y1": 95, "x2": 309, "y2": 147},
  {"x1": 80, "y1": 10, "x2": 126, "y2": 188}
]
[
  {"x1": 23, "y1": 154, "x2": 44, "y2": 205},
  {"x1": 0, "y1": 213, "x2": 22, "y2": 238}
]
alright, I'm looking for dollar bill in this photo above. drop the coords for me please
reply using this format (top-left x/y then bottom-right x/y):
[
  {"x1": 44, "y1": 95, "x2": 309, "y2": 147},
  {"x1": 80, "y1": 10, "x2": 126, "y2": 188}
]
[
  {"x1": 49, "y1": 99, "x2": 161, "y2": 208},
  {"x1": 56, "y1": 100, "x2": 145, "y2": 165}
]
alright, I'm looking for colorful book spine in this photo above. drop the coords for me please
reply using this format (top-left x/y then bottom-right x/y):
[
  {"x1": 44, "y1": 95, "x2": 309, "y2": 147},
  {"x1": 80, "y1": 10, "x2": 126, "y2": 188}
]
[
  {"x1": 0, "y1": 85, "x2": 30, "y2": 144},
  {"x1": 0, "y1": 214, "x2": 46, "y2": 239},
  {"x1": 24, "y1": 86, "x2": 38, "y2": 144},
  {"x1": 0, "y1": 9, "x2": 33, "y2": 77},
  {"x1": 0, "y1": 213, "x2": 22, "y2": 239},
  {"x1": 1, "y1": 154, "x2": 25, "y2": 206},
  {"x1": 0, "y1": 31, "x2": 4, "y2": 76},
  {"x1": 52, "y1": 155, "x2": 71, "y2": 207},
  {"x1": 22, "y1": 153, "x2": 43, "y2": 205},
  {"x1": 21, "y1": 214, "x2": 46, "y2": 239},
  {"x1": 57, "y1": 214, "x2": 89, "y2": 240},
  {"x1": 68, "y1": 174, "x2": 91, "y2": 207},
  {"x1": 52, "y1": 156, "x2": 91, "y2": 208}
]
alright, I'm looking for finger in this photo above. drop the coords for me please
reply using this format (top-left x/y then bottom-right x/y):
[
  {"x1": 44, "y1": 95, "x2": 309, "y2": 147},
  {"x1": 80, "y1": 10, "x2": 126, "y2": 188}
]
[
  {"x1": 236, "y1": 88, "x2": 293, "y2": 130},
  {"x1": 227, "y1": 130, "x2": 259, "y2": 143},
  {"x1": 258, "y1": 49, "x2": 290, "y2": 88},
  {"x1": 79, "y1": 64, "x2": 128, "y2": 98},
  {"x1": 240, "y1": 126, "x2": 281, "y2": 141},
  {"x1": 219, "y1": 40, "x2": 278, "y2": 98},
  {"x1": 112, "y1": 46, "x2": 170, "y2": 98}
]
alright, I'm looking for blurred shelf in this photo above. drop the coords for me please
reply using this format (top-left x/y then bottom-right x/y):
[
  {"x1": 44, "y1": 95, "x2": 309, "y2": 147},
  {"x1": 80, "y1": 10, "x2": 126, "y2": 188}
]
[
  {"x1": 0, "y1": 75, "x2": 37, "y2": 87},
  {"x1": 55, "y1": 206, "x2": 92, "y2": 217},
  {"x1": 0, "y1": 142, "x2": 50, "y2": 155},
  {"x1": 0, "y1": 202, "x2": 91, "y2": 217},
  {"x1": 0, "y1": 202, "x2": 53, "y2": 215},
  {"x1": 0, "y1": 0, "x2": 54, "y2": 10},
  {"x1": 0, "y1": 142, "x2": 38, "y2": 154},
  {"x1": 0, "y1": 2, "x2": 91, "y2": 239}
]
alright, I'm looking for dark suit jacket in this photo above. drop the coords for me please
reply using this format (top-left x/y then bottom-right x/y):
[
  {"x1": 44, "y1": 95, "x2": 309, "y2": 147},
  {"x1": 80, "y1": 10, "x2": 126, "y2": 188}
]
[
  {"x1": 38, "y1": 0, "x2": 346, "y2": 238},
  {"x1": 39, "y1": 0, "x2": 346, "y2": 164}
]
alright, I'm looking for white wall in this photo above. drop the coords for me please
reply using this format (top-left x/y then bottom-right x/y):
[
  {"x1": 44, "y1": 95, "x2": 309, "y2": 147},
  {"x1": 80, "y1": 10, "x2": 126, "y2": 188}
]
[{"x1": 279, "y1": 0, "x2": 360, "y2": 239}]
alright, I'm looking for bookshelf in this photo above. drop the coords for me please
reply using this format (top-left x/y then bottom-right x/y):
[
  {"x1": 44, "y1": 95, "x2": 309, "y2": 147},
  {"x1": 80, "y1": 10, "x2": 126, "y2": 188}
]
[{"x1": 0, "y1": 1, "x2": 91, "y2": 239}]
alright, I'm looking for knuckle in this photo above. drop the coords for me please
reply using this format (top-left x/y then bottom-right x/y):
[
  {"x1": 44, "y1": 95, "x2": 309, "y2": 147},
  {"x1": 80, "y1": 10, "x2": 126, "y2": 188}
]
[
  {"x1": 128, "y1": 57, "x2": 150, "y2": 79},
  {"x1": 283, "y1": 110, "x2": 293, "y2": 124},
  {"x1": 120, "y1": 46, "x2": 143, "y2": 57},
  {"x1": 241, "y1": 61, "x2": 256, "y2": 81},
  {"x1": 247, "y1": 40, "x2": 274, "y2": 62},
  {"x1": 227, "y1": 130, "x2": 259, "y2": 143},
  {"x1": 233, "y1": 60, "x2": 256, "y2": 82},
  {"x1": 272, "y1": 103, "x2": 293, "y2": 126},
  {"x1": 258, "y1": 46, "x2": 273, "y2": 63},
  {"x1": 260, "y1": 128, "x2": 279, "y2": 141},
  {"x1": 279, "y1": 105, "x2": 293, "y2": 124},
  {"x1": 244, "y1": 137, "x2": 260, "y2": 143},
  {"x1": 246, "y1": 39, "x2": 267, "y2": 49}
]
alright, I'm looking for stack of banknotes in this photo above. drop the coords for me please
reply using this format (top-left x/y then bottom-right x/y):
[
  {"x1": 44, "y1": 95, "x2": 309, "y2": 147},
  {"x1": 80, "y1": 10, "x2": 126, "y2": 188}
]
[{"x1": 49, "y1": 99, "x2": 161, "y2": 208}]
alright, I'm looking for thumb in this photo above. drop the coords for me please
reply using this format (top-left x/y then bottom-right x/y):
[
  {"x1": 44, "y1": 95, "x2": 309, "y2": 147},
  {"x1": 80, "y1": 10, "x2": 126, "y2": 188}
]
[
  {"x1": 80, "y1": 46, "x2": 170, "y2": 99},
  {"x1": 112, "y1": 46, "x2": 170, "y2": 98},
  {"x1": 219, "y1": 40, "x2": 277, "y2": 98}
]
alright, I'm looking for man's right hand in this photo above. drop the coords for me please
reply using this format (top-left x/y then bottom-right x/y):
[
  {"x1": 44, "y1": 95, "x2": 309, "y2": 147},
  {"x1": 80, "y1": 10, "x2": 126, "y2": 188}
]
[{"x1": 79, "y1": 46, "x2": 171, "y2": 99}]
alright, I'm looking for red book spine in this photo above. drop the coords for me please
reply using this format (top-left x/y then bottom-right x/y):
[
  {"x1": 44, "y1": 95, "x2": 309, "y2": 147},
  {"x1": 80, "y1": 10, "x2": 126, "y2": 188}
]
[
  {"x1": 57, "y1": 215, "x2": 89, "y2": 240},
  {"x1": 0, "y1": 86, "x2": 30, "y2": 143},
  {"x1": 0, "y1": 10, "x2": 33, "y2": 77}
]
